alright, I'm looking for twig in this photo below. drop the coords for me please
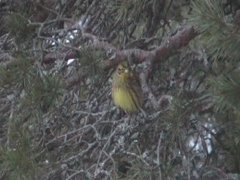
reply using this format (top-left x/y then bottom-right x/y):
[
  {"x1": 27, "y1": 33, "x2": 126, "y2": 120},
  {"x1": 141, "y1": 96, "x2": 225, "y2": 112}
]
[{"x1": 156, "y1": 132, "x2": 163, "y2": 180}]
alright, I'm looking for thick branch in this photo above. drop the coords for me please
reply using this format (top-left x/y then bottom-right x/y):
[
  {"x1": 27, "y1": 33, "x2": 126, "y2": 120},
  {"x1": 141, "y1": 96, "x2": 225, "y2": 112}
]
[
  {"x1": 153, "y1": 26, "x2": 198, "y2": 62},
  {"x1": 43, "y1": 26, "x2": 198, "y2": 69},
  {"x1": 104, "y1": 26, "x2": 198, "y2": 69}
]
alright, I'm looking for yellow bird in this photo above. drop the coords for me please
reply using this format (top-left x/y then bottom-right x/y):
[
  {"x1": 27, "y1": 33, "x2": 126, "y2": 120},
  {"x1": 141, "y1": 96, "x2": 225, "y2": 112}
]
[{"x1": 112, "y1": 61, "x2": 143, "y2": 113}]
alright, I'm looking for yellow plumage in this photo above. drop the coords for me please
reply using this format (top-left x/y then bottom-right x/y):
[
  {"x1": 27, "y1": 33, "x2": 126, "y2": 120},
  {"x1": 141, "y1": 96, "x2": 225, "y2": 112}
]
[{"x1": 112, "y1": 61, "x2": 143, "y2": 113}]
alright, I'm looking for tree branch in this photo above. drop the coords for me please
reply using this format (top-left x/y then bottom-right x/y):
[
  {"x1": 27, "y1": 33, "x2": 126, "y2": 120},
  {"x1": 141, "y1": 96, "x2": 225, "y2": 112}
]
[{"x1": 43, "y1": 26, "x2": 198, "y2": 68}]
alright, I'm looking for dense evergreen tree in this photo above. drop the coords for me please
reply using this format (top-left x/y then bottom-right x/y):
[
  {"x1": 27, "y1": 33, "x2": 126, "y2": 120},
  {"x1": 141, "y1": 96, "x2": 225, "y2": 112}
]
[{"x1": 0, "y1": 0, "x2": 240, "y2": 179}]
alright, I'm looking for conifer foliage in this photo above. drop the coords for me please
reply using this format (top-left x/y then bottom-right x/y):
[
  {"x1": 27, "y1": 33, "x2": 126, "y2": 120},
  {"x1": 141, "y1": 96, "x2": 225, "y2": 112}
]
[{"x1": 0, "y1": 0, "x2": 240, "y2": 179}]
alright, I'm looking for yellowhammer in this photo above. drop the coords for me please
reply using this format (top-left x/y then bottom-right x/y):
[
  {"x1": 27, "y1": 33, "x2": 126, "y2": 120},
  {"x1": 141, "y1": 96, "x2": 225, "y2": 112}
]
[{"x1": 112, "y1": 61, "x2": 143, "y2": 113}]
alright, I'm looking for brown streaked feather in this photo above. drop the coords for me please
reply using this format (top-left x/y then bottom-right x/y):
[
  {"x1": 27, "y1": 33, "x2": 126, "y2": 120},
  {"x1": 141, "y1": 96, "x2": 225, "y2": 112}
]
[{"x1": 112, "y1": 61, "x2": 144, "y2": 113}]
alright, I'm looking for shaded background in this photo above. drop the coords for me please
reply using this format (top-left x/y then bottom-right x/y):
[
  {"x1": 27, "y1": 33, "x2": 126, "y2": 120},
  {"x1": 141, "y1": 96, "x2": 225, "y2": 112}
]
[{"x1": 0, "y1": 0, "x2": 240, "y2": 179}]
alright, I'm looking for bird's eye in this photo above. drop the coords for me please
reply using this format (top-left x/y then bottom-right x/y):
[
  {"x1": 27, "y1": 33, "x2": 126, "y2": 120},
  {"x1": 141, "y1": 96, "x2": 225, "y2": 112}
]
[{"x1": 118, "y1": 67, "x2": 124, "y2": 74}]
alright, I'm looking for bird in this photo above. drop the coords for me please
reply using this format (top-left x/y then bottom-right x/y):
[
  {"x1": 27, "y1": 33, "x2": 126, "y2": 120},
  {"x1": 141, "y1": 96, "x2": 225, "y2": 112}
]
[{"x1": 112, "y1": 61, "x2": 144, "y2": 113}]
